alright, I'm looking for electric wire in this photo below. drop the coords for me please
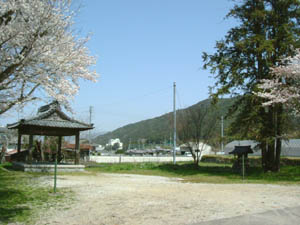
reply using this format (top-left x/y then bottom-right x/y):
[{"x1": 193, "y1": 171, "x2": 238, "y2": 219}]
[{"x1": 76, "y1": 85, "x2": 174, "y2": 128}]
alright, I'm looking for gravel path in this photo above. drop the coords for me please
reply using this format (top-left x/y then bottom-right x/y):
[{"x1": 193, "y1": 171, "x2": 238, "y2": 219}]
[{"x1": 36, "y1": 173, "x2": 300, "y2": 225}]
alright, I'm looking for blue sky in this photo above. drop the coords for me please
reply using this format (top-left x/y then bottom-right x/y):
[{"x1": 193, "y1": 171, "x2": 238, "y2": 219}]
[{"x1": 1, "y1": 0, "x2": 237, "y2": 132}]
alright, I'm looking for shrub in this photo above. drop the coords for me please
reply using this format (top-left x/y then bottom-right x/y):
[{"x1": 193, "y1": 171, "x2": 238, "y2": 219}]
[{"x1": 201, "y1": 155, "x2": 300, "y2": 166}]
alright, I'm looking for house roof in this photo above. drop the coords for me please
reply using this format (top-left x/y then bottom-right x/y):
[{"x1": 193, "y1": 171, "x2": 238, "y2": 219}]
[
  {"x1": 63, "y1": 143, "x2": 93, "y2": 151},
  {"x1": 7, "y1": 101, "x2": 93, "y2": 136}
]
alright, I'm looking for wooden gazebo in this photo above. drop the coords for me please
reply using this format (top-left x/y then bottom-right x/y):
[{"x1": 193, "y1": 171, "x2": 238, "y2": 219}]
[
  {"x1": 229, "y1": 145, "x2": 253, "y2": 173},
  {"x1": 7, "y1": 101, "x2": 93, "y2": 164}
]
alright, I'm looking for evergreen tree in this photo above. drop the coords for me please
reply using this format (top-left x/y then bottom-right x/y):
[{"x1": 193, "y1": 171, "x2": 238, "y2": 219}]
[{"x1": 203, "y1": 0, "x2": 300, "y2": 172}]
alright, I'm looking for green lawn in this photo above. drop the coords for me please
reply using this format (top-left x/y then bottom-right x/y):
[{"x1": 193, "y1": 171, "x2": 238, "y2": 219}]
[
  {"x1": 0, "y1": 163, "x2": 72, "y2": 225},
  {"x1": 86, "y1": 162, "x2": 300, "y2": 184}
]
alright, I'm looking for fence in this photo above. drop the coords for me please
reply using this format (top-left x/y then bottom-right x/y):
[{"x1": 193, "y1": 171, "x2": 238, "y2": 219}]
[{"x1": 88, "y1": 155, "x2": 194, "y2": 164}]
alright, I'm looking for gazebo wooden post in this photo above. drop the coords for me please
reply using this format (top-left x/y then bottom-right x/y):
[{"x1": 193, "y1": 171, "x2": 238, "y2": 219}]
[
  {"x1": 58, "y1": 136, "x2": 62, "y2": 162},
  {"x1": 28, "y1": 135, "x2": 34, "y2": 163},
  {"x1": 17, "y1": 133, "x2": 22, "y2": 153},
  {"x1": 29, "y1": 135, "x2": 33, "y2": 148},
  {"x1": 75, "y1": 132, "x2": 80, "y2": 165}
]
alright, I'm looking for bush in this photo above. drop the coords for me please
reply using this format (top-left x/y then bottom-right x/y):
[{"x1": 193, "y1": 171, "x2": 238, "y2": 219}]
[
  {"x1": 280, "y1": 157, "x2": 300, "y2": 166},
  {"x1": 201, "y1": 155, "x2": 300, "y2": 166},
  {"x1": 115, "y1": 149, "x2": 125, "y2": 155},
  {"x1": 201, "y1": 155, "x2": 234, "y2": 164}
]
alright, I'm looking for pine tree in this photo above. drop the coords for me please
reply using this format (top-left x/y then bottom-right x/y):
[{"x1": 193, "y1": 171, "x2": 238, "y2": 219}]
[{"x1": 203, "y1": 0, "x2": 300, "y2": 172}]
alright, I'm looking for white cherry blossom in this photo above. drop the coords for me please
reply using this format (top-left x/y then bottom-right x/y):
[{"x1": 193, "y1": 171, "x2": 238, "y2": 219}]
[
  {"x1": 256, "y1": 49, "x2": 300, "y2": 111},
  {"x1": 0, "y1": 0, "x2": 98, "y2": 114}
]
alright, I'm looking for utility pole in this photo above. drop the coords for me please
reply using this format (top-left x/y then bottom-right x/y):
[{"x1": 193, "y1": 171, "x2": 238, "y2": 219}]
[
  {"x1": 128, "y1": 138, "x2": 131, "y2": 150},
  {"x1": 221, "y1": 116, "x2": 224, "y2": 152},
  {"x1": 173, "y1": 82, "x2": 176, "y2": 164},
  {"x1": 89, "y1": 106, "x2": 93, "y2": 143}
]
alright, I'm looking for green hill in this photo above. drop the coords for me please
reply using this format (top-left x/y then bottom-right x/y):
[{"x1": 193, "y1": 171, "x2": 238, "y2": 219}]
[{"x1": 93, "y1": 98, "x2": 235, "y2": 148}]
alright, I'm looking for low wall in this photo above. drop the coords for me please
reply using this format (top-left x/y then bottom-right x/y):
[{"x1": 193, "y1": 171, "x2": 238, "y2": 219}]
[
  {"x1": 13, "y1": 162, "x2": 85, "y2": 172},
  {"x1": 88, "y1": 156, "x2": 194, "y2": 164}
]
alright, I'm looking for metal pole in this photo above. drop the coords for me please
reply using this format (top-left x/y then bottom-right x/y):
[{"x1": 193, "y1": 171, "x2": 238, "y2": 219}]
[
  {"x1": 221, "y1": 116, "x2": 224, "y2": 152},
  {"x1": 242, "y1": 154, "x2": 245, "y2": 180},
  {"x1": 128, "y1": 138, "x2": 131, "y2": 150},
  {"x1": 54, "y1": 146, "x2": 57, "y2": 193},
  {"x1": 173, "y1": 82, "x2": 176, "y2": 164}
]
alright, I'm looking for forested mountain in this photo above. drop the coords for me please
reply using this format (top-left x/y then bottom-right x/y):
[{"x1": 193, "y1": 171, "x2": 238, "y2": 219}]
[{"x1": 93, "y1": 98, "x2": 235, "y2": 148}]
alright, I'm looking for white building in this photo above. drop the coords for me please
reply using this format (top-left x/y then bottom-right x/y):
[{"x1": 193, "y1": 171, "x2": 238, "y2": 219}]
[
  {"x1": 95, "y1": 144, "x2": 105, "y2": 152},
  {"x1": 106, "y1": 138, "x2": 123, "y2": 150},
  {"x1": 180, "y1": 142, "x2": 212, "y2": 158}
]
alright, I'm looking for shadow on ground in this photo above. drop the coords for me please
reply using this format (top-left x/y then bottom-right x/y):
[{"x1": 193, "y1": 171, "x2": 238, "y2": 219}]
[{"x1": 0, "y1": 168, "x2": 31, "y2": 223}]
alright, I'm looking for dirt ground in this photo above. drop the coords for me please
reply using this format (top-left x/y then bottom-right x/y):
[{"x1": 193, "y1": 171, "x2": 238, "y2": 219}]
[{"x1": 35, "y1": 173, "x2": 300, "y2": 225}]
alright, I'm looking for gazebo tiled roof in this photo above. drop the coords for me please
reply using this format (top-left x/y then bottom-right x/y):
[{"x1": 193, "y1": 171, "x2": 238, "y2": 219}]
[{"x1": 7, "y1": 101, "x2": 93, "y2": 136}]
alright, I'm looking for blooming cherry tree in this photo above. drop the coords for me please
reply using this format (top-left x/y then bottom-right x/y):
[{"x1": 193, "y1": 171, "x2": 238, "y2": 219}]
[
  {"x1": 257, "y1": 49, "x2": 300, "y2": 110},
  {"x1": 0, "y1": 0, "x2": 98, "y2": 115}
]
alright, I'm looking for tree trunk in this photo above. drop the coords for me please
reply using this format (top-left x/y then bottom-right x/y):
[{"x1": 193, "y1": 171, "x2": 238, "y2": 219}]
[
  {"x1": 261, "y1": 142, "x2": 267, "y2": 171},
  {"x1": 273, "y1": 105, "x2": 283, "y2": 172},
  {"x1": 266, "y1": 143, "x2": 275, "y2": 171},
  {"x1": 261, "y1": 105, "x2": 282, "y2": 172},
  {"x1": 274, "y1": 138, "x2": 281, "y2": 172}
]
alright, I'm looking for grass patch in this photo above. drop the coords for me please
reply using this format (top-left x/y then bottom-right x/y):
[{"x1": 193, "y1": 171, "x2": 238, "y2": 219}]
[
  {"x1": 86, "y1": 162, "x2": 300, "y2": 184},
  {"x1": 0, "y1": 163, "x2": 72, "y2": 225}
]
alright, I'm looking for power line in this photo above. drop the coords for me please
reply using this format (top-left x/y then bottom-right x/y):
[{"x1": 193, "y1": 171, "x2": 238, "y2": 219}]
[{"x1": 98, "y1": 85, "x2": 173, "y2": 108}]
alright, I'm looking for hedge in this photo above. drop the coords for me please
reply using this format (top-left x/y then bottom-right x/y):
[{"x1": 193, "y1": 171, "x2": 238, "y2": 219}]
[{"x1": 201, "y1": 155, "x2": 300, "y2": 166}]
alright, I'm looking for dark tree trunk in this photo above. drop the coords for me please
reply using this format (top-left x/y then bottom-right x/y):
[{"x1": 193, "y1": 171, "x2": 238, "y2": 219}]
[
  {"x1": 274, "y1": 138, "x2": 281, "y2": 172},
  {"x1": 261, "y1": 142, "x2": 267, "y2": 171},
  {"x1": 261, "y1": 105, "x2": 282, "y2": 172},
  {"x1": 273, "y1": 105, "x2": 283, "y2": 172},
  {"x1": 265, "y1": 143, "x2": 275, "y2": 172}
]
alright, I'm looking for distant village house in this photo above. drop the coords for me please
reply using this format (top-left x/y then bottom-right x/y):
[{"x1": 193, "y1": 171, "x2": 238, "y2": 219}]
[{"x1": 106, "y1": 138, "x2": 123, "y2": 150}]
